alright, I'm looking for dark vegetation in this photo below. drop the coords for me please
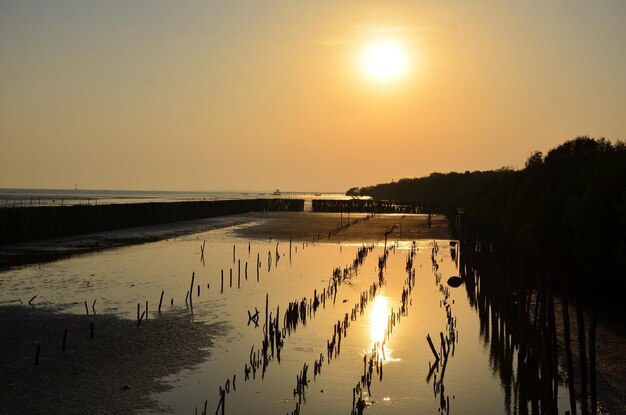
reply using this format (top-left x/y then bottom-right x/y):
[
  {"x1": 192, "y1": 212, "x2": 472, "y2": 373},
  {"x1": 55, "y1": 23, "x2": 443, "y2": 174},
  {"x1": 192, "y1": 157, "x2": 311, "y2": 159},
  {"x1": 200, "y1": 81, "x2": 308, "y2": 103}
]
[{"x1": 348, "y1": 136, "x2": 626, "y2": 295}]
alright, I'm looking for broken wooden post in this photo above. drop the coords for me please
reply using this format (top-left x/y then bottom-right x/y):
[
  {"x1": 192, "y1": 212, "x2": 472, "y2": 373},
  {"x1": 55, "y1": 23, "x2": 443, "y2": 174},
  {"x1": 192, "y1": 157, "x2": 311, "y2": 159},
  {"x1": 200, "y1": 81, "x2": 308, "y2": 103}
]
[
  {"x1": 426, "y1": 334, "x2": 439, "y2": 363},
  {"x1": 137, "y1": 311, "x2": 146, "y2": 327},
  {"x1": 189, "y1": 272, "x2": 195, "y2": 305}
]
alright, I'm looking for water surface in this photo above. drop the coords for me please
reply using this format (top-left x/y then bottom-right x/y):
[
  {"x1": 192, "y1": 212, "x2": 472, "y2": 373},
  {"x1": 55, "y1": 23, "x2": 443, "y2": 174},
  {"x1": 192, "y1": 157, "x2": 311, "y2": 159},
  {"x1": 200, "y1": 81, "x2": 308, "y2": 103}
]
[{"x1": 0, "y1": 214, "x2": 576, "y2": 414}]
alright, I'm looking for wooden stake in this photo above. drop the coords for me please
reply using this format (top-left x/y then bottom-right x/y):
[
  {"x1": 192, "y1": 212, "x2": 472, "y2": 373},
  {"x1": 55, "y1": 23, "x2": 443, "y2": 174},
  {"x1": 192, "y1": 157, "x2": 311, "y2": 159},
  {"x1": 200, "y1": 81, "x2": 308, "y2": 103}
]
[
  {"x1": 562, "y1": 298, "x2": 577, "y2": 415},
  {"x1": 189, "y1": 272, "x2": 195, "y2": 305},
  {"x1": 426, "y1": 334, "x2": 440, "y2": 363},
  {"x1": 576, "y1": 300, "x2": 589, "y2": 415},
  {"x1": 62, "y1": 328, "x2": 68, "y2": 351},
  {"x1": 137, "y1": 311, "x2": 145, "y2": 327},
  {"x1": 590, "y1": 309, "x2": 597, "y2": 415},
  {"x1": 158, "y1": 290, "x2": 164, "y2": 313}
]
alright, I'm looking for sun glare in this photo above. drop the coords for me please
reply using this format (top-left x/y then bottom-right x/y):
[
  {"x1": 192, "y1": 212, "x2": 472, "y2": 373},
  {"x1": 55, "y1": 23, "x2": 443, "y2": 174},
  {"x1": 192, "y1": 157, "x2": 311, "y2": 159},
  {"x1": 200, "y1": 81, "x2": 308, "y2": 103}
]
[
  {"x1": 361, "y1": 40, "x2": 408, "y2": 82},
  {"x1": 369, "y1": 295, "x2": 389, "y2": 345}
]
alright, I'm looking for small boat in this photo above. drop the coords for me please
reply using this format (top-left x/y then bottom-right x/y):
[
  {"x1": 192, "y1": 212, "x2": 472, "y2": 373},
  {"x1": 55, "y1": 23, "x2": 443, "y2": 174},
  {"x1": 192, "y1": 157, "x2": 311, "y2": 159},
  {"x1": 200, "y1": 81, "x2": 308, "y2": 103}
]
[{"x1": 447, "y1": 276, "x2": 463, "y2": 288}]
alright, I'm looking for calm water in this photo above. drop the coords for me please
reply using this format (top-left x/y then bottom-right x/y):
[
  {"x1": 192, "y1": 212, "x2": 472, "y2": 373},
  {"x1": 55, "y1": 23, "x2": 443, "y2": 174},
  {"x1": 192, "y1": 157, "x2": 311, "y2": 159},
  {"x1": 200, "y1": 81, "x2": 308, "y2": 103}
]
[
  {"x1": 0, "y1": 215, "x2": 575, "y2": 414},
  {"x1": 0, "y1": 188, "x2": 352, "y2": 208}
]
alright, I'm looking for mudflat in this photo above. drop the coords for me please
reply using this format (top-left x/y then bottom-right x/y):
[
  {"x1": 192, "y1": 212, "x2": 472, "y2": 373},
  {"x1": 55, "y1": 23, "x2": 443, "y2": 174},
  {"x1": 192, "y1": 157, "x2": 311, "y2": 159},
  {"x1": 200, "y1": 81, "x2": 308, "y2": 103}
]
[
  {"x1": 233, "y1": 212, "x2": 451, "y2": 243},
  {"x1": 0, "y1": 305, "x2": 224, "y2": 415}
]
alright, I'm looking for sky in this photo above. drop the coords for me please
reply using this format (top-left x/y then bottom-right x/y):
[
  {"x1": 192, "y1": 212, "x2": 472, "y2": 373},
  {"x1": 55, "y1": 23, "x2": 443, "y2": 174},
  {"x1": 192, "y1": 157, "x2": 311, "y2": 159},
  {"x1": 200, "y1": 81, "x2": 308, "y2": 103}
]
[{"x1": 1, "y1": 1, "x2": 625, "y2": 192}]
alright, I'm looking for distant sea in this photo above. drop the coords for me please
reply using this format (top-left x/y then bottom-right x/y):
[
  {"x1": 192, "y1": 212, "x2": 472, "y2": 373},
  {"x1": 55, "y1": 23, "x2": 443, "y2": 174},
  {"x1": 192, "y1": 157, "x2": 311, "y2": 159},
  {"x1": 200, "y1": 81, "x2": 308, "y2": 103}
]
[{"x1": 0, "y1": 188, "x2": 351, "y2": 208}]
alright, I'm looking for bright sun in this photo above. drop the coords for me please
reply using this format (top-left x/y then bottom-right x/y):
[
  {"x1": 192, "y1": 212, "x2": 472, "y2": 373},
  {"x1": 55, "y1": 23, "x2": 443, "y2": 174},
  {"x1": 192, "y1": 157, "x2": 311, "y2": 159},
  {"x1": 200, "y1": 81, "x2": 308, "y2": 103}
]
[{"x1": 361, "y1": 40, "x2": 408, "y2": 82}]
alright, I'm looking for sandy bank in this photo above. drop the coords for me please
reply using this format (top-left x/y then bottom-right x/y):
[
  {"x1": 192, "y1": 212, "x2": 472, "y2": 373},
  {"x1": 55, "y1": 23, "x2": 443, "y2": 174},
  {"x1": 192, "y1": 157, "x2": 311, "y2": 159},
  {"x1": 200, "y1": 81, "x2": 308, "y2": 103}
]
[{"x1": 233, "y1": 212, "x2": 451, "y2": 243}]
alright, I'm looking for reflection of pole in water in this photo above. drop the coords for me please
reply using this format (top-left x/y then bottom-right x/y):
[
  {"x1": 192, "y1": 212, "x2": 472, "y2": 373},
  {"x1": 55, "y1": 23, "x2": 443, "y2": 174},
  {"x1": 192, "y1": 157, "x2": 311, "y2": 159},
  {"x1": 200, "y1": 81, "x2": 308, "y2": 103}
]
[
  {"x1": 562, "y1": 298, "x2": 578, "y2": 415},
  {"x1": 576, "y1": 300, "x2": 589, "y2": 415}
]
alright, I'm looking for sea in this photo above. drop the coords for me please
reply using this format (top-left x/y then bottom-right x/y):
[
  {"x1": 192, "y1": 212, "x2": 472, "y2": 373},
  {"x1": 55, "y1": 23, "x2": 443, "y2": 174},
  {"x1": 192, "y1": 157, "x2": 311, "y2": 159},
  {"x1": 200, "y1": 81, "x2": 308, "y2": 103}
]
[{"x1": 0, "y1": 188, "x2": 351, "y2": 208}]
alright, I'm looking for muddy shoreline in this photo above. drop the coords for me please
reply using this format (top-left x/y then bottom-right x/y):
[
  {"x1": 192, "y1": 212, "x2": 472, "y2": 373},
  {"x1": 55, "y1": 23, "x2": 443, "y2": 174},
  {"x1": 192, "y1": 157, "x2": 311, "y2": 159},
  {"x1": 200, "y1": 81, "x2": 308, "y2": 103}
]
[
  {"x1": 0, "y1": 305, "x2": 225, "y2": 415},
  {"x1": 0, "y1": 214, "x2": 255, "y2": 271}
]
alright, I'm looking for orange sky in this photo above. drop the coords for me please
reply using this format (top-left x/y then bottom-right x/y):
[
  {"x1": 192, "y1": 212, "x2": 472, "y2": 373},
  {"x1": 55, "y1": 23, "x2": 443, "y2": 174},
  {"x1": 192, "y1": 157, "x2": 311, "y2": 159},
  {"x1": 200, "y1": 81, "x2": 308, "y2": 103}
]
[{"x1": 1, "y1": 1, "x2": 625, "y2": 192}]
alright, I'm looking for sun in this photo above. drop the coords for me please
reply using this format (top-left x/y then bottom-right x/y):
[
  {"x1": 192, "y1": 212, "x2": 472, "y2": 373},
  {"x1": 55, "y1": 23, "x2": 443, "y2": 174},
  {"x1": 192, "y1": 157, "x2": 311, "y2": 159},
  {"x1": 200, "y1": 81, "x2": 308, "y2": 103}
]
[{"x1": 361, "y1": 40, "x2": 408, "y2": 82}]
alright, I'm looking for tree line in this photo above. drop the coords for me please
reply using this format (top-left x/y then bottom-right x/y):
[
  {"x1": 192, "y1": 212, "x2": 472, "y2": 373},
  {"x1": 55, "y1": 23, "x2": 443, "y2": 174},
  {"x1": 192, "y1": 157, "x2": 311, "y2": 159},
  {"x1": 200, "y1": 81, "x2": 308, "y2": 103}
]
[{"x1": 347, "y1": 136, "x2": 626, "y2": 294}]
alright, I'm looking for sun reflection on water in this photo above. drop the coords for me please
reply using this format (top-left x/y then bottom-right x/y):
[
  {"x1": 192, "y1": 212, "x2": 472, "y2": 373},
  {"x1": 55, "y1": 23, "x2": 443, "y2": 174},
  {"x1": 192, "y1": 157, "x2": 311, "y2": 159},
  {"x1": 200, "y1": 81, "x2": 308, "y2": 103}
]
[
  {"x1": 370, "y1": 295, "x2": 389, "y2": 344},
  {"x1": 368, "y1": 295, "x2": 397, "y2": 363}
]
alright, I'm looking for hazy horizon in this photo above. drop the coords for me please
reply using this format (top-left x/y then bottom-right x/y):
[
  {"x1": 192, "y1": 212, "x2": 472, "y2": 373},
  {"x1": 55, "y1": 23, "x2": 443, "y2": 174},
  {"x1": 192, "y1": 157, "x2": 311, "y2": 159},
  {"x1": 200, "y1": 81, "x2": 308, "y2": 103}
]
[
  {"x1": 0, "y1": 186, "x2": 347, "y2": 193},
  {"x1": 2, "y1": 1, "x2": 625, "y2": 191}
]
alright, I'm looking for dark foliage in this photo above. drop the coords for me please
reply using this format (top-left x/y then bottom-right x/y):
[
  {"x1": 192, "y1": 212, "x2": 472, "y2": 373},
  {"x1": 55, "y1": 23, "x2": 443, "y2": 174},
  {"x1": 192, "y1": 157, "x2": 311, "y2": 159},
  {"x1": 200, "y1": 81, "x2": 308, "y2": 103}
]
[{"x1": 349, "y1": 137, "x2": 626, "y2": 292}]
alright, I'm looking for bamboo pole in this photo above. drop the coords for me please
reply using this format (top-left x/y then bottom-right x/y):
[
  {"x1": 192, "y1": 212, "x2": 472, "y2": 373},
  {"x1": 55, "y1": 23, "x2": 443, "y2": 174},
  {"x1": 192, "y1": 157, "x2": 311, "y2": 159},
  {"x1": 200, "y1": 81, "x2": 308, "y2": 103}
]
[
  {"x1": 35, "y1": 343, "x2": 40, "y2": 365},
  {"x1": 576, "y1": 300, "x2": 589, "y2": 415},
  {"x1": 62, "y1": 328, "x2": 68, "y2": 351},
  {"x1": 562, "y1": 298, "x2": 577, "y2": 415},
  {"x1": 589, "y1": 309, "x2": 597, "y2": 415},
  {"x1": 189, "y1": 272, "x2": 195, "y2": 305},
  {"x1": 426, "y1": 334, "x2": 440, "y2": 363}
]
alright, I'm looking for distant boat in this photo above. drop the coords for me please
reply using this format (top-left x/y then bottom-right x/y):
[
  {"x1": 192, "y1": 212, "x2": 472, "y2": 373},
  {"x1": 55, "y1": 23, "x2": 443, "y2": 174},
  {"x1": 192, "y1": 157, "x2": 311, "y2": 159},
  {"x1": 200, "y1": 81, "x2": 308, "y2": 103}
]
[
  {"x1": 273, "y1": 189, "x2": 281, "y2": 195},
  {"x1": 313, "y1": 193, "x2": 322, "y2": 196}
]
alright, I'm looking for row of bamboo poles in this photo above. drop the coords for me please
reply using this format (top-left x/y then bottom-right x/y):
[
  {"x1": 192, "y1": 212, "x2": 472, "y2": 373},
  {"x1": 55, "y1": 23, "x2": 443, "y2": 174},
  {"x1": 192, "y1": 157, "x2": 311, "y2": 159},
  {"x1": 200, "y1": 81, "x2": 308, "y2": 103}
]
[
  {"x1": 452, "y1": 210, "x2": 598, "y2": 415},
  {"x1": 0, "y1": 198, "x2": 304, "y2": 243}
]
